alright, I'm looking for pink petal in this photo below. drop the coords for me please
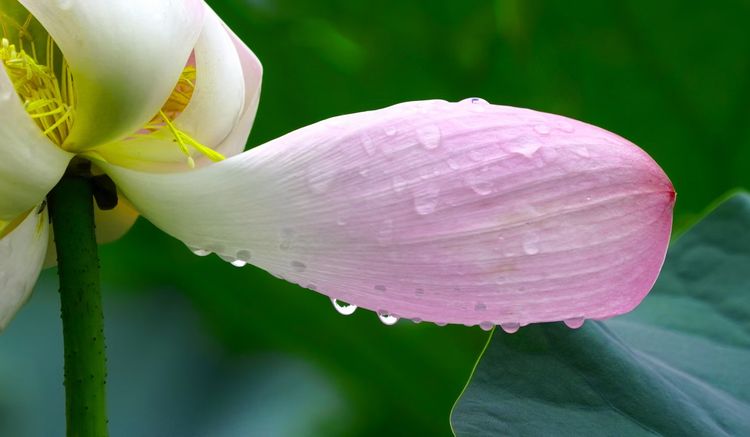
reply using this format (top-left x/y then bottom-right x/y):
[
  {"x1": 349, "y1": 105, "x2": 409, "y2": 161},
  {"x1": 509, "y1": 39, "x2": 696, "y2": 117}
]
[{"x1": 103, "y1": 100, "x2": 674, "y2": 326}]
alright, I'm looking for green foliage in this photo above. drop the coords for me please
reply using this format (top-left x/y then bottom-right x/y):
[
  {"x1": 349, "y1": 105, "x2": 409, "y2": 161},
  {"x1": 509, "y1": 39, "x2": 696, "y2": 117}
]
[{"x1": 451, "y1": 193, "x2": 750, "y2": 436}]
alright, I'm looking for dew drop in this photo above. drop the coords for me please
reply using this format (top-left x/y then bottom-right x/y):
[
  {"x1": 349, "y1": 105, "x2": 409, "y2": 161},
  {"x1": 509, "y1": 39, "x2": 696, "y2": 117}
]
[
  {"x1": 236, "y1": 250, "x2": 252, "y2": 262},
  {"x1": 291, "y1": 260, "x2": 307, "y2": 272},
  {"x1": 413, "y1": 186, "x2": 440, "y2": 215},
  {"x1": 411, "y1": 318, "x2": 422, "y2": 324},
  {"x1": 336, "y1": 217, "x2": 348, "y2": 226},
  {"x1": 374, "y1": 284, "x2": 387, "y2": 292},
  {"x1": 187, "y1": 245, "x2": 211, "y2": 257},
  {"x1": 384, "y1": 126, "x2": 398, "y2": 136},
  {"x1": 416, "y1": 125, "x2": 441, "y2": 149},
  {"x1": 474, "y1": 302, "x2": 487, "y2": 311},
  {"x1": 500, "y1": 322, "x2": 520, "y2": 334},
  {"x1": 564, "y1": 317, "x2": 585, "y2": 329},
  {"x1": 307, "y1": 169, "x2": 335, "y2": 194},
  {"x1": 435, "y1": 322, "x2": 447, "y2": 327},
  {"x1": 279, "y1": 228, "x2": 294, "y2": 251},
  {"x1": 461, "y1": 97, "x2": 489, "y2": 111},
  {"x1": 230, "y1": 259, "x2": 247, "y2": 268},
  {"x1": 361, "y1": 132, "x2": 377, "y2": 156},
  {"x1": 331, "y1": 298, "x2": 357, "y2": 316},
  {"x1": 392, "y1": 176, "x2": 408, "y2": 193},
  {"x1": 377, "y1": 219, "x2": 394, "y2": 244},
  {"x1": 465, "y1": 173, "x2": 493, "y2": 196},
  {"x1": 572, "y1": 145, "x2": 591, "y2": 158},
  {"x1": 533, "y1": 124, "x2": 551, "y2": 135},
  {"x1": 377, "y1": 311, "x2": 399, "y2": 325},
  {"x1": 219, "y1": 254, "x2": 238, "y2": 264},
  {"x1": 559, "y1": 122, "x2": 575, "y2": 133},
  {"x1": 522, "y1": 234, "x2": 540, "y2": 255},
  {"x1": 415, "y1": 288, "x2": 425, "y2": 296},
  {"x1": 479, "y1": 321, "x2": 495, "y2": 331}
]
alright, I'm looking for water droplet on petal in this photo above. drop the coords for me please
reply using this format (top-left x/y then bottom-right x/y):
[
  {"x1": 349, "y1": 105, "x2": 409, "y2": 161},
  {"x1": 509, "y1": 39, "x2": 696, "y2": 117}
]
[
  {"x1": 230, "y1": 259, "x2": 247, "y2": 268},
  {"x1": 279, "y1": 228, "x2": 294, "y2": 251},
  {"x1": 336, "y1": 217, "x2": 348, "y2": 226},
  {"x1": 331, "y1": 298, "x2": 357, "y2": 315},
  {"x1": 236, "y1": 250, "x2": 252, "y2": 261},
  {"x1": 500, "y1": 322, "x2": 520, "y2": 333},
  {"x1": 415, "y1": 288, "x2": 425, "y2": 296},
  {"x1": 461, "y1": 97, "x2": 489, "y2": 111},
  {"x1": 219, "y1": 254, "x2": 238, "y2": 264},
  {"x1": 307, "y1": 169, "x2": 336, "y2": 194},
  {"x1": 377, "y1": 311, "x2": 399, "y2": 325},
  {"x1": 374, "y1": 284, "x2": 387, "y2": 292},
  {"x1": 522, "y1": 234, "x2": 540, "y2": 255},
  {"x1": 479, "y1": 321, "x2": 494, "y2": 331},
  {"x1": 564, "y1": 317, "x2": 585, "y2": 329},
  {"x1": 560, "y1": 122, "x2": 575, "y2": 133},
  {"x1": 474, "y1": 302, "x2": 487, "y2": 311},
  {"x1": 416, "y1": 125, "x2": 441, "y2": 149},
  {"x1": 392, "y1": 176, "x2": 408, "y2": 193},
  {"x1": 187, "y1": 245, "x2": 211, "y2": 257},
  {"x1": 413, "y1": 185, "x2": 440, "y2": 215},
  {"x1": 465, "y1": 172, "x2": 493, "y2": 196},
  {"x1": 361, "y1": 132, "x2": 377, "y2": 156},
  {"x1": 384, "y1": 126, "x2": 398, "y2": 136},
  {"x1": 411, "y1": 318, "x2": 422, "y2": 324},
  {"x1": 435, "y1": 322, "x2": 447, "y2": 327},
  {"x1": 572, "y1": 145, "x2": 591, "y2": 158},
  {"x1": 291, "y1": 260, "x2": 307, "y2": 272},
  {"x1": 533, "y1": 124, "x2": 551, "y2": 135}
]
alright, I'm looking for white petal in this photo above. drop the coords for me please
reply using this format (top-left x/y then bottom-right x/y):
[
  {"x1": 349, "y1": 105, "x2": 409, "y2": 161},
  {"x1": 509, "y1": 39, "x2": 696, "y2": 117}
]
[
  {"x1": 102, "y1": 100, "x2": 674, "y2": 326},
  {"x1": 174, "y1": 7, "x2": 245, "y2": 150},
  {"x1": 208, "y1": 15, "x2": 262, "y2": 159},
  {"x1": 0, "y1": 65, "x2": 71, "y2": 221},
  {"x1": 19, "y1": 0, "x2": 206, "y2": 150},
  {"x1": 0, "y1": 205, "x2": 49, "y2": 331},
  {"x1": 92, "y1": 6, "x2": 261, "y2": 172}
]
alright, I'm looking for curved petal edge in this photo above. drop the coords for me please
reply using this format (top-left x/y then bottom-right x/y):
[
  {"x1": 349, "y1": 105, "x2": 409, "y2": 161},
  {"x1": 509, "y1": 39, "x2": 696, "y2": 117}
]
[{"x1": 0, "y1": 205, "x2": 49, "y2": 331}]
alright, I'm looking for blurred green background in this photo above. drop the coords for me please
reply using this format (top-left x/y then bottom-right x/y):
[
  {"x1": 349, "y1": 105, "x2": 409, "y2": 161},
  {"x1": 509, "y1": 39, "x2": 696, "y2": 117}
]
[{"x1": 2, "y1": 0, "x2": 749, "y2": 435}]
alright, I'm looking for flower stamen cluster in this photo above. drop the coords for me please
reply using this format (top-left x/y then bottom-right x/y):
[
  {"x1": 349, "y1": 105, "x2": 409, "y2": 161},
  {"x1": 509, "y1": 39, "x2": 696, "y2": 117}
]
[
  {"x1": 1, "y1": 14, "x2": 74, "y2": 147},
  {"x1": 1, "y1": 13, "x2": 224, "y2": 167}
]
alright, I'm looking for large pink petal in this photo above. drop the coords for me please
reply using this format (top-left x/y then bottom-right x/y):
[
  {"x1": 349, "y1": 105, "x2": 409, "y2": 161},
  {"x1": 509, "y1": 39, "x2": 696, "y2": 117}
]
[{"x1": 103, "y1": 100, "x2": 674, "y2": 327}]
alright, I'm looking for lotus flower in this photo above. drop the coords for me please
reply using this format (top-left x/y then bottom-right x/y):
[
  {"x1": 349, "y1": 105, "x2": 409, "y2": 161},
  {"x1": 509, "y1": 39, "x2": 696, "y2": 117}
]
[{"x1": 0, "y1": 0, "x2": 674, "y2": 332}]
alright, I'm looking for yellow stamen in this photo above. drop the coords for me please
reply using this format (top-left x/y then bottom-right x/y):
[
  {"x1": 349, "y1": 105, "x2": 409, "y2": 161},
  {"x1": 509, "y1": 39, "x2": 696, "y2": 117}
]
[
  {"x1": 2, "y1": 13, "x2": 224, "y2": 167},
  {"x1": 158, "y1": 109, "x2": 226, "y2": 168},
  {"x1": 136, "y1": 64, "x2": 226, "y2": 168},
  {"x1": 0, "y1": 15, "x2": 74, "y2": 148}
]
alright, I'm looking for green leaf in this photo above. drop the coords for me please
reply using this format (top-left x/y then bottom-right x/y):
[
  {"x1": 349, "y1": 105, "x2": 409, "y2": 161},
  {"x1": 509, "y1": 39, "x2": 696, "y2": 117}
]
[{"x1": 451, "y1": 192, "x2": 750, "y2": 436}]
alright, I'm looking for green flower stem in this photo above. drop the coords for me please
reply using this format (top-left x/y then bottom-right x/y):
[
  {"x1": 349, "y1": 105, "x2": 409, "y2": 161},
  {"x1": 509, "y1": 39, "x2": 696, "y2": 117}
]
[{"x1": 48, "y1": 175, "x2": 109, "y2": 437}]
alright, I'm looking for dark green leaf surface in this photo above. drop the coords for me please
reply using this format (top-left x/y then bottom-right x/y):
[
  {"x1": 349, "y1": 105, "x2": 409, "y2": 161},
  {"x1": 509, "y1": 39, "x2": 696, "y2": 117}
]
[{"x1": 452, "y1": 193, "x2": 750, "y2": 436}]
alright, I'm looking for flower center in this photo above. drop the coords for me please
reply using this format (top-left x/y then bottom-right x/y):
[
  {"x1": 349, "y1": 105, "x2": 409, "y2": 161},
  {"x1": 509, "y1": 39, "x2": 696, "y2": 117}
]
[
  {"x1": 0, "y1": 13, "x2": 73, "y2": 147},
  {"x1": 0, "y1": 11, "x2": 224, "y2": 168}
]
